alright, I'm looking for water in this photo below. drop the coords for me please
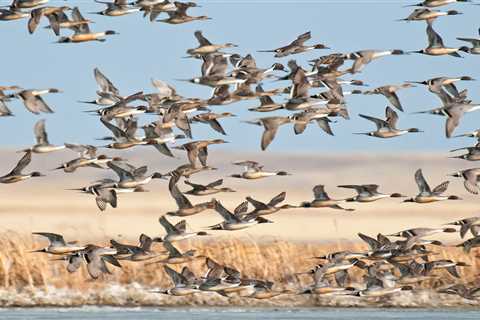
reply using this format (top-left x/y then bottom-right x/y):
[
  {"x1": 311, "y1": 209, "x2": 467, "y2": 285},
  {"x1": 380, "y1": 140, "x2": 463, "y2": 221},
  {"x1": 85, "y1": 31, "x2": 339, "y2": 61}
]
[{"x1": 0, "y1": 308, "x2": 479, "y2": 320}]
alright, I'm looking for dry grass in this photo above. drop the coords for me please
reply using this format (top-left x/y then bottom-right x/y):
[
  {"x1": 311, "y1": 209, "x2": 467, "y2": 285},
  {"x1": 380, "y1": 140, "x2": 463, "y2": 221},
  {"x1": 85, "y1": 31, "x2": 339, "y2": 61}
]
[{"x1": 0, "y1": 232, "x2": 478, "y2": 293}]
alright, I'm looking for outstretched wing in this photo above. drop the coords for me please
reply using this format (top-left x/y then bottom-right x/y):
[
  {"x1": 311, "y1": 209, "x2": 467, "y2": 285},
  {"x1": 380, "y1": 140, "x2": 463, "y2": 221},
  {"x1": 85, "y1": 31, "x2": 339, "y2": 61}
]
[
  {"x1": 214, "y1": 200, "x2": 240, "y2": 223},
  {"x1": 414, "y1": 169, "x2": 431, "y2": 194},
  {"x1": 206, "y1": 179, "x2": 223, "y2": 188},
  {"x1": 10, "y1": 151, "x2": 32, "y2": 175},
  {"x1": 426, "y1": 23, "x2": 445, "y2": 49},
  {"x1": 169, "y1": 174, "x2": 193, "y2": 209},
  {"x1": 384, "y1": 91, "x2": 403, "y2": 112},
  {"x1": 432, "y1": 181, "x2": 449, "y2": 195},
  {"x1": 194, "y1": 30, "x2": 212, "y2": 46},
  {"x1": 184, "y1": 180, "x2": 207, "y2": 191},
  {"x1": 385, "y1": 106, "x2": 399, "y2": 129},
  {"x1": 290, "y1": 31, "x2": 311, "y2": 47},
  {"x1": 101, "y1": 119, "x2": 128, "y2": 139},
  {"x1": 32, "y1": 232, "x2": 66, "y2": 246},
  {"x1": 164, "y1": 265, "x2": 187, "y2": 286},
  {"x1": 163, "y1": 241, "x2": 182, "y2": 258},
  {"x1": 268, "y1": 192, "x2": 286, "y2": 207},
  {"x1": 358, "y1": 233, "x2": 380, "y2": 251},
  {"x1": 94, "y1": 68, "x2": 119, "y2": 95},
  {"x1": 34, "y1": 119, "x2": 49, "y2": 145},
  {"x1": 261, "y1": 127, "x2": 279, "y2": 151},
  {"x1": 159, "y1": 216, "x2": 179, "y2": 235},
  {"x1": 246, "y1": 196, "x2": 269, "y2": 210},
  {"x1": 358, "y1": 114, "x2": 388, "y2": 130},
  {"x1": 313, "y1": 185, "x2": 329, "y2": 200}
]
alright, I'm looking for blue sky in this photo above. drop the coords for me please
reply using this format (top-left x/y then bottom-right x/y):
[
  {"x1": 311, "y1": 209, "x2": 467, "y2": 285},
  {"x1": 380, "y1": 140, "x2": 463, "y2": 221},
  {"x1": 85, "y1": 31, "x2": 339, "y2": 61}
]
[{"x1": 0, "y1": 0, "x2": 479, "y2": 152}]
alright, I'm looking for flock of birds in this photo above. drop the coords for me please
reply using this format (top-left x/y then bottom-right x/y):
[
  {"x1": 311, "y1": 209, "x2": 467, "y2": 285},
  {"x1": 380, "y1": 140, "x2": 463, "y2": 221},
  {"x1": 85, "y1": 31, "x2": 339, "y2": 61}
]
[
  {"x1": 0, "y1": 0, "x2": 210, "y2": 42},
  {"x1": 1, "y1": 0, "x2": 480, "y2": 302}
]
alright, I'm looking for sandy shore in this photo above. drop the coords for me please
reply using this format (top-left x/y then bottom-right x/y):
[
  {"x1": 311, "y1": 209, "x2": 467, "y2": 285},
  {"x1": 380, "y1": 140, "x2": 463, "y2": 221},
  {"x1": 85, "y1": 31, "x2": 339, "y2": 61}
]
[{"x1": 0, "y1": 150, "x2": 477, "y2": 242}]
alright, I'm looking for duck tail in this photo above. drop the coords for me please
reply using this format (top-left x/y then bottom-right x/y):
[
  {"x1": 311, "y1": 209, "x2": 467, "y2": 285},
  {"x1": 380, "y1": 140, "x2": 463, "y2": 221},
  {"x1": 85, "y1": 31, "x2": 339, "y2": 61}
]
[
  {"x1": 452, "y1": 133, "x2": 473, "y2": 138},
  {"x1": 403, "y1": 3, "x2": 422, "y2": 7}
]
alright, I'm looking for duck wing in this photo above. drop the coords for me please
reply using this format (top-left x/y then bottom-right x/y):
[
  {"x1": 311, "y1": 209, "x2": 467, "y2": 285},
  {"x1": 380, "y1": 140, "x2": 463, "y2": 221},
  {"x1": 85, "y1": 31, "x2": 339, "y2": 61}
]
[
  {"x1": 32, "y1": 232, "x2": 67, "y2": 246},
  {"x1": 10, "y1": 151, "x2": 32, "y2": 175},
  {"x1": 214, "y1": 200, "x2": 241, "y2": 223},
  {"x1": 94, "y1": 67, "x2": 119, "y2": 95},
  {"x1": 169, "y1": 174, "x2": 192, "y2": 209},
  {"x1": 194, "y1": 30, "x2": 212, "y2": 46},
  {"x1": 313, "y1": 185, "x2": 330, "y2": 201},
  {"x1": 34, "y1": 119, "x2": 49, "y2": 145},
  {"x1": 414, "y1": 169, "x2": 432, "y2": 194},
  {"x1": 432, "y1": 181, "x2": 449, "y2": 195},
  {"x1": 246, "y1": 196, "x2": 269, "y2": 210},
  {"x1": 359, "y1": 114, "x2": 388, "y2": 130},
  {"x1": 268, "y1": 191, "x2": 286, "y2": 207},
  {"x1": 426, "y1": 23, "x2": 445, "y2": 49}
]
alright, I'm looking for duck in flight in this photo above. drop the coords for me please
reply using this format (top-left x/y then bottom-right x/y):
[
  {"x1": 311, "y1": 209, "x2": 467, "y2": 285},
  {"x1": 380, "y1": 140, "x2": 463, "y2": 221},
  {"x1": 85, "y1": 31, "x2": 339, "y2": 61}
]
[
  {"x1": 157, "y1": 215, "x2": 208, "y2": 242},
  {"x1": 14, "y1": 88, "x2": 60, "y2": 114},
  {"x1": 166, "y1": 173, "x2": 215, "y2": 217},
  {"x1": 31, "y1": 232, "x2": 85, "y2": 255},
  {"x1": 457, "y1": 28, "x2": 480, "y2": 55},
  {"x1": 355, "y1": 106, "x2": 422, "y2": 138},
  {"x1": 208, "y1": 200, "x2": 272, "y2": 231},
  {"x1": 363, "y1": 84, "x2": 415, "y2": 112},
  {"x1": 0, "y1": 151, "x2": 44, "y2": 184},
  {"x1": 299, "y1": 185, "x2": 355, "y2": 211},
  {"x1": 156, "y1": 1, "x2": 210, "y2": 24},
  {"x1": 230, "y1": 160, "x2": 290, "y2": 180},
  {"x1": 410, "y1": 21, "x2": 469, "y2": 57},
  {"x1": 183, "y1": 179, "x2": 235, "y2": 196},
  {"x1": 449, "y1": 168, "x2": 480, "y2": 194},
  {"x1": 399, "y1": 8, "x2": 462, "y2": 22},
  {"x1": 405, "y1": 0, "x2": 472, "y2": 8},
  {"x1": 186, "y1": 30, "x2": 237, "y2": 57},
  {"x1": 245, "y1": 116, "x2": 293, "y2": 151},
  {"x1": 403, "y1": 169, "x2": 460, "y2": 203},
  {"x1": 20, "y1": 119, "x2": 66, "y2": 154},
  {"x1": 258, "y1": 31, "x2": 329, "y2": 58},
  {"x1": 338, "y1": 184, "x2": 405, "y2": 202},
  {"x1": 56, "y1": 7, "x2": 117, "y2": 43}
]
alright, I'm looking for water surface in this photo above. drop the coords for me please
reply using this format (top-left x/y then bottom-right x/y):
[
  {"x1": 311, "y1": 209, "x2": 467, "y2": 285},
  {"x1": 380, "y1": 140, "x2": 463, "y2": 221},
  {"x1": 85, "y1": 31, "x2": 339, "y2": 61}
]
[{"x1": 1, "y1": 308, "x2": 479, "y2": 320}]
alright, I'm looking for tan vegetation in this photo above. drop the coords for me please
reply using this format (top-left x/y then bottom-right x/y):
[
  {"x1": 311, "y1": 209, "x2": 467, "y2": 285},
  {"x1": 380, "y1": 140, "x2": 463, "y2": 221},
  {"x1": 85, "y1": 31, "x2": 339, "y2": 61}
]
[{"x1": 1, "y1": 232, "x2": 478, "y2": 293}]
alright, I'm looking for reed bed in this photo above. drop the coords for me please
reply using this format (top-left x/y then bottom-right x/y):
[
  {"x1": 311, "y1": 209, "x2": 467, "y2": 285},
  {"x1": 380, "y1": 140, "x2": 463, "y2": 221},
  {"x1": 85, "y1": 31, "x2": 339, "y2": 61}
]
[{"x1": 0, "y1": 231, "x2": 478, "y2": 307}]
